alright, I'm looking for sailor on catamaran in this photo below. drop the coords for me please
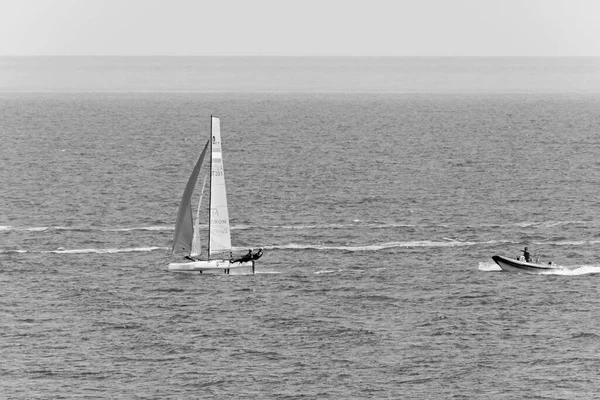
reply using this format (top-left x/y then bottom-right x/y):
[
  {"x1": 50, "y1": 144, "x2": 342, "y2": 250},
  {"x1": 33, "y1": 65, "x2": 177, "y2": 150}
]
[
  {"x1": 252, "y1": 248, "x2": 263, "y2": 260},
  {"x1": 231, "y1": 248, "x2": 264, "y2": 263},
  {"x1": 232, "y1": 249, "x2": 253, "y2": 263}
]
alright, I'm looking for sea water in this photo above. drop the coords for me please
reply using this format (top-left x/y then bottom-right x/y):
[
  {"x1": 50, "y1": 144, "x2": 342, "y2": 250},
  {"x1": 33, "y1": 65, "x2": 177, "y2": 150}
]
[{"x1": 2, "y1": 57, "x2": 600, "y2": 398}]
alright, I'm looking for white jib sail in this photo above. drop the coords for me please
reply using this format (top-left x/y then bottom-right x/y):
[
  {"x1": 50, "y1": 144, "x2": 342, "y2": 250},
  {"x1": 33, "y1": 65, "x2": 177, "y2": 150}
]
[
  {"x1": 190, "y1": 174, "x2": 208, "y2": 258},
  {"x1": 209, "y1": 116, "x2": 232, "y2": 257}
]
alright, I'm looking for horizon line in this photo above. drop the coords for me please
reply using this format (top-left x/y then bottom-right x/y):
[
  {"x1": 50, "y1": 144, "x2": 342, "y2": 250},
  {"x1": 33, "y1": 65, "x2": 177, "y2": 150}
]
[{"x1": 1, "y1": 54, "x2": 600, "y2": 58}]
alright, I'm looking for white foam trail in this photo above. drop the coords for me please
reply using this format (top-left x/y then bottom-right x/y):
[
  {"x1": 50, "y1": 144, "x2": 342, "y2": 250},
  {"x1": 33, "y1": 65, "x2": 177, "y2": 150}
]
[
  {"x1": 220, "y1": 269, "x2": 280, "y2": 276},
  {"x1": 24, "y1": 227, "x2": 49, "y2": 232},
  {"x1": 232, "y1": 225, "x2": 253, "y2": 230},
  {"x1": 537, "y1": 240, "x2": 600, "y2": 246},
  {"x1": 262, "y1": 222, "x2": 415, "y2": 230},
  {"x1": 263, "y1": 223, "x2": 353, "y2": 230},
  {"x1": 104, "y1": 226, "x2": 174, "y2": 232},
  {"x1": 41, "y1": 246, "x2": 168, "y2": 254},
  {"x1": 272, "y1": 240, "x2": 489, "y2": 252},
  {"x1": 0, "y1": 225, "x2": 79, "y2": 232},
  {"x1": 0, "y1": 249, "x2": 28, "y2": 254},
  {"x1": 0, "y1": 225, "x2": 175, "y2": 232},
  {"x1": 512, "y1": 220, "x2": 599, "y2": 229},
  {"x1": 550, "y1": 265, "x2": 600, "y2": 276},
  {"x1": 315, "y1": 269, "x2": 343, "y2": 274}
]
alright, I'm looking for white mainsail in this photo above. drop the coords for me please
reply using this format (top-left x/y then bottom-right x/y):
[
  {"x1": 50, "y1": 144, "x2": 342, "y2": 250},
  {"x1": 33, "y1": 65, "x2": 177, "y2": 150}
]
[
  {"x1": 171, "y1": 141, "x2": 210, "y2": 255},
  {"x1": 190, "y1": 174, "x2": 208, "y2": 258},
  {"x1": 208, "y1": 116, "x2": 232, "y2": 257}
]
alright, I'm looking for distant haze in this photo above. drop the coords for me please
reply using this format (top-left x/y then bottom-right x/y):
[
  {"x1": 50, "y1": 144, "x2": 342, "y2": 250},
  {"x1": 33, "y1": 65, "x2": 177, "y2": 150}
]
[
  {"x1": 1, "y1": 0, "x2": 599, "y2": 56},
  {"x1": 2, "y1": 56, "x2": 599, "y2": 93}
]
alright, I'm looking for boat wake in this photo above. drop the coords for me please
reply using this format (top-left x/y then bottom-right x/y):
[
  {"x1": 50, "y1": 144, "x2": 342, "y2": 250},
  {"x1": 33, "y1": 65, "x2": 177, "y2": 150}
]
[
  {"x1": 274, "y1": 240, "x2": 500, "y2": 252},
  {"x1": 549, "y1": 265, "x2": 600, "y2": 276}
]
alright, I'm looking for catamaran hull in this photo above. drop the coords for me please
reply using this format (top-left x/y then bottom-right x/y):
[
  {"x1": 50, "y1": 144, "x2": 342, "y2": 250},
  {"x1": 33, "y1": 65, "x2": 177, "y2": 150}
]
[
  {"x1": 168, "y1": 259, "x2": 255, "y2": 272},
  {"x1": 492, "y1": 255, "x2": 563, "y2": 274}
]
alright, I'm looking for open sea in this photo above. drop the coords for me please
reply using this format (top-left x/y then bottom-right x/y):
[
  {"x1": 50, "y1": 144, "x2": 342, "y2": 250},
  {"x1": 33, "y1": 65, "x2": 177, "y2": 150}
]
[{"x1": 2, "y1": 57, "x2": 600, "y2": 399}]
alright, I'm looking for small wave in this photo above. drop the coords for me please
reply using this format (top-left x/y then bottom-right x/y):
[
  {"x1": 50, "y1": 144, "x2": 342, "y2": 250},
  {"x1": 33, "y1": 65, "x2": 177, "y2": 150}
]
[
  {"x1": 6, "y1": 220, "x2": 598, "y2": 234},
  {"x1": 48, "y1": 246, "x2": 168, "y2": 254},
  {"x1": 493, "y1": 239, "x2": 600, "y2": 247},
  {"x1": 232, "y1": 224, "x2": 253, "y2": 230},
  {"x1": 0, "y1": 249, "x2": 28, "y2": 254},
  {"x1": 542, "y1": 240, "x2": 600, "y2": 246},
  {"x1": 571, "y1": 332, "x2": 600, "y2": 339},
  {"x1": 315, "y1": 269, "x2": 343, "y2": 274},
  {"x1": 0, "y1": 226, "x2": 50, "y2": 232},
  {"x1": 0, "y1": 225, "x2": 175, "y2": 233},
  {"x1": 2, "y1": 246, "x2": 169, "y2": 254},
  {"x1": 261, "y1": 222, "x2": 415, "y2": 230},
  {"x1": 268, "y1": 237, "x2": 600, "y2": 253},
  {"x1": 258, "y1": 223, "x2": 357, "y2": 230},
  {"x1": 542, "y1": 220, "x2": 589, "y2": 227},
  {"x1": 0, "y1": 225, "x2": 88, "y2": 232},
  {"x1": 513, "y1": 220, "x2": 594, "y2": 228},
  {"x1": 103, "y1": 226, "x2": 174, "y2": 232}
]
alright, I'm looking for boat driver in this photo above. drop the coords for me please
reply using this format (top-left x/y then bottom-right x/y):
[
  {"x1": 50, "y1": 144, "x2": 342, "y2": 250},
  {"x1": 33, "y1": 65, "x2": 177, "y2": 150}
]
[{"x1": 522, "y1": 247, "x2": 531, "y2": 262}]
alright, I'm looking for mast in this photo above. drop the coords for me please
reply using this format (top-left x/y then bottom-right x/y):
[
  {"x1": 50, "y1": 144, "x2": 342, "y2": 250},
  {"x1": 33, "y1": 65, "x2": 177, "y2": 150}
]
[
  {"x1": 207, "y1": 115, "x2": 213, "y2": 259},
  {"x1": 190, "y1": 174, "x2": 208, "y2": 258}
]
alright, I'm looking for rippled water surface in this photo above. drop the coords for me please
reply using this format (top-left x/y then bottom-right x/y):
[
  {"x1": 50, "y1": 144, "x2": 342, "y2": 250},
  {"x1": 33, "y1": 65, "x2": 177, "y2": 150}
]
[{"x1": 3, "y1": 63, "x2": 600, "y2": 398}]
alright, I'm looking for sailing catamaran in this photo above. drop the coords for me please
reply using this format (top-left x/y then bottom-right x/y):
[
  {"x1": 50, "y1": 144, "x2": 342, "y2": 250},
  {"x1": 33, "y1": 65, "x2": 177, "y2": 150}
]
[{"x1": 168, "y1": 116, "x2": 259, "y2": 273}]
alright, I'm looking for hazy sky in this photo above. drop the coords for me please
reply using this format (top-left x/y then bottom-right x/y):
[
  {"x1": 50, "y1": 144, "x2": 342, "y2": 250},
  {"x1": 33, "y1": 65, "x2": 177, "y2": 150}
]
[{"x1": 1, "y1": 0, "x2": 599, "y2": 56}]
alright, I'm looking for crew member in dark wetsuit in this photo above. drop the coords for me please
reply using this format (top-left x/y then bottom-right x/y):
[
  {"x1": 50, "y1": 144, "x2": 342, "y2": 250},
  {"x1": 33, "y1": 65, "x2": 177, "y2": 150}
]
[
  {"x1": 232, "y1": 249, "x2": 253, "y2": 263},
  {"x1": 522, "y1": 247, "x2": 531, "y2": 262},
  {"x1": 241, "y1": 249, "x2": 253, "y2": 262},
  {"x1": 252, "y1": 247, "x2": 263, "y2": 260}
]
